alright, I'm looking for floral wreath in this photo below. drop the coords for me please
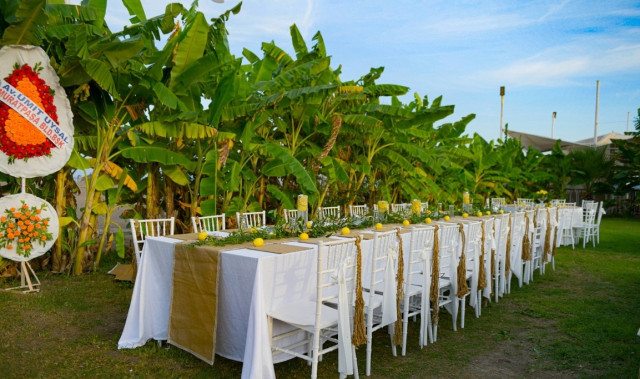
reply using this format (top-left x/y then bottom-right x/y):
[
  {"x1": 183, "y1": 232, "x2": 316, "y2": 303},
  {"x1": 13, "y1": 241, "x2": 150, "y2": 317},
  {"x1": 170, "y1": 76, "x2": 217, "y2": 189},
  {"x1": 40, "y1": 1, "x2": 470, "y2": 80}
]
[
  {"x1": 0, "y1": 62, "x2": 57, "y2": 163},
  {"x1": 0, "y1": 201, "x2": 53, "y2": 258}
]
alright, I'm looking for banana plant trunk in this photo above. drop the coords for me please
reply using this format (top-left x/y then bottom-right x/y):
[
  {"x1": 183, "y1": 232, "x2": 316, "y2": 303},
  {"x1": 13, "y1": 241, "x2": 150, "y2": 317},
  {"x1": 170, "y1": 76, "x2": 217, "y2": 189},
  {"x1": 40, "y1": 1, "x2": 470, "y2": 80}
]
[{"x1": 52, "y1": 169, "x2": 67, "y2": 273}]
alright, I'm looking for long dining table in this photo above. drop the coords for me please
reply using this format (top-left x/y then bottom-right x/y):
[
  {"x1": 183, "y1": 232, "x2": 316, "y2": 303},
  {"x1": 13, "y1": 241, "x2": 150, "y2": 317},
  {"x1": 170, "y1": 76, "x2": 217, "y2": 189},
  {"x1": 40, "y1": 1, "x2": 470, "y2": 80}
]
[
  {"x1": 118, "y1": 227, "x2": 415, "y2": 379},
  {"x1": 117, "y1": 209, "x2": 577, "y2": 378}
]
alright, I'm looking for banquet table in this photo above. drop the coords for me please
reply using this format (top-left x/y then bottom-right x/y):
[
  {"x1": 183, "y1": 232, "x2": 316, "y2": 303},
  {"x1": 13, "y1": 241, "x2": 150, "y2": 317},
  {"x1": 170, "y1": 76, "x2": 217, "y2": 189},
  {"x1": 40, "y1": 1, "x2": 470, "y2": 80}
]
[{"x1": 118, "y1": 228, "x2": 416, "y2": 378}]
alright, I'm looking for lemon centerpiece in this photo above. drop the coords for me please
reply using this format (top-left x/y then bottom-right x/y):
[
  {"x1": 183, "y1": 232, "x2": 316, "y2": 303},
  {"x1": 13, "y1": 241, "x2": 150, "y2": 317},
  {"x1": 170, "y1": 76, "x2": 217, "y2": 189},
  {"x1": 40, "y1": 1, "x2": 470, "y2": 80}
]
[
  {"x1": 402, "y1": 219, "x2": 410, "y2": 226},
  {"x1": 299, "y1": 232, "x2": 309, "y2": 240},
  {"x1": 253, "y1": 237, "x2": 264, "y2": 247},
  {"x1": 198, "y1": 231, "x2": 208, "y2": 241},
  {"x1": 425, "y1": 217, "x2": 432, "y2": 224},
  {"x1": 375, "y1": 223, "x2": 383, "y2": 230},
  {"x1": 341, "y1": 227, "x2": 350, "y2": 235}
]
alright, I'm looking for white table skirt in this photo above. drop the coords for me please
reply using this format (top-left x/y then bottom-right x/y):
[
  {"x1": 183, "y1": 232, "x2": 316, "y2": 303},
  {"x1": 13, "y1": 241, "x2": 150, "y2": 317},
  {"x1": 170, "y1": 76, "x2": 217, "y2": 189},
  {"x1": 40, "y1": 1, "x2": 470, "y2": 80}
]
[{"x1": 120, "y1": 228, "x2": 479, "y2": 377}]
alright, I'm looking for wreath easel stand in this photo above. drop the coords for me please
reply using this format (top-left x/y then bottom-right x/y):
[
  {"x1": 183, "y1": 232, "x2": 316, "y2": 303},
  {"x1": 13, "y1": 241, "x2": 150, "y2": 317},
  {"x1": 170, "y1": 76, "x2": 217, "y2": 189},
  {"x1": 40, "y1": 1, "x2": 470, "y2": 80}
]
[
  {"x1": 0, "y1": 45, "x2": 74, "y2": 294},
  {"x1": 4, "y1": 178, "x2": 41, "y2": 293}
]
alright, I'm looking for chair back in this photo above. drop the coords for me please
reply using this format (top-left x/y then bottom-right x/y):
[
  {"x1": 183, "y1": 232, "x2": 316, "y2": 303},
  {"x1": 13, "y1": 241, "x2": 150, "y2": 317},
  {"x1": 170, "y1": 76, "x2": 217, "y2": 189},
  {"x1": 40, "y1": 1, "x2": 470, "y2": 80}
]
[
  {"x1": 595, "y1": 201, "x2": 604, "y2": 227},
  {"x1": 192, "y1": 214, "x2": 226, "y2": 233},
  {"x1": 318, "y1": 206, "x2": 341, "y2": 220},
  {"x1": 367, "y1": 230, "x2": 399, "y2": 303},
  {"x1": 491, "y1": 198, "x2": 506, "y2": 212},
  {"x1": 316, "y1": 238, "x2": 358, "y2": 306},
  {"x1": 510, "y1": 211, "x2": 526, "y2": 241},
  {"x1": 130, "y1": 217, "x2": 175, "y2": 263},
  {"x1": 349, "y1": 204, "x2": 369, "y2": 218},
  {"x1": 559, "y1": 207, "x2": 573, "y2": 230},
  {"x1": 283, "y1": 209, "x2": 299, "y2": 223},
  {"x1": 581, "y1": 199, "x2": 595, "y2": 209},
  {"x1": 551, "y1": 199, "x2": 566, "y2": 207},
  {"x1": 406, "y1": 226, "x2": 435, "y2": 287},
  {"x1": 391, "y1": 203, "x2": 411, "y2": 214},
  {"x1": 462, "y1": 221, "x2": 482, "y2": 266},
  {"x1": 236, "y1": 211, "x2": 266, "y2": 229},
  {"x1": 517, "y1": 198, "x2": 535, "y2": 210},
  {"x1": 436, "y1": 223, "x2": 460, "y2": 283},
  {"x1": 421, "y1": 202, "x2": 429, "y2": 213},
  {"x1": 583, "y1": 203, "x2": 598, "y2": 226}
]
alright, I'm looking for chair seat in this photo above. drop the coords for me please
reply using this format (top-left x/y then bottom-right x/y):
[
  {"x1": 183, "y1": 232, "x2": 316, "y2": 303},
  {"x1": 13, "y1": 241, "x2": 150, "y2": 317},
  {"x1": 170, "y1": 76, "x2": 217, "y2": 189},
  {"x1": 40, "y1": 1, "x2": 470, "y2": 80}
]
[{"x1": 269, "y1": 300, "x2": 339, "y2": 330}]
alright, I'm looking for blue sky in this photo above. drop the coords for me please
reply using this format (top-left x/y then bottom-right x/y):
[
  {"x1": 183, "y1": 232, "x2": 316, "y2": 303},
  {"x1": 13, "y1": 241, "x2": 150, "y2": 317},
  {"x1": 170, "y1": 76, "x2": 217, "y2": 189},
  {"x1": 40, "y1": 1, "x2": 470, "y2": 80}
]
[{"x1": 103, "y1": 0, "x2": 640, "y2": 143}]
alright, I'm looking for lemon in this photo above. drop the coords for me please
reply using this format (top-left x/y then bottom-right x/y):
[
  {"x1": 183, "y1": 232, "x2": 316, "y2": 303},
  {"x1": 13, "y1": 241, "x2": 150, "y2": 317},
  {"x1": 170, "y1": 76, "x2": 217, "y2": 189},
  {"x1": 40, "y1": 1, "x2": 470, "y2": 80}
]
[
  {"x1": 341, "y1": 227, "x2": 350, "y2": 235},
  {"x1": 425, "y1": 218, "x2": 432, "y2": 224},
  {"x1": 476, "y1": 212, "x2": 483, "y2": 217},
  {"x1": 402, "y1": 219, "x2": 410, "y2": 226},
  {"x1": 499, "y1": 210, "x2": 504, "y2": 214},
  {"x1": 462, "y1": 213, "x2": 469, "y2": 218},
  {"x1": 306, "y1": 221, "x2": 313, "y2": 228},
  {"x1": 375, "y1": 223, "x2": 383, "y2": 230},
  {"x1": 253, "y1": 238, "x2": 264, "y2": 247},
  {"x1": 486, "y1": 211, "x2": 491, "y2": 215},
  {"x1": 198, "y1": 231, "x2": 208, "y2": 241},
  {"x1": 443, "y1": 215, "x2": 450, "y2": 221},
  {"x1": 299, "y1": 232, "x2": 309, "y2": 240}
]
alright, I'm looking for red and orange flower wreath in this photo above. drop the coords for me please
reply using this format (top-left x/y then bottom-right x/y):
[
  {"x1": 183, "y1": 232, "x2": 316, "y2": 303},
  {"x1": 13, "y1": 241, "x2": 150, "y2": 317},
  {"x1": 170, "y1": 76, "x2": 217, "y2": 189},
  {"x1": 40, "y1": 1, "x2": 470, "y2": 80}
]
[
  {"x1": 0, "y1": 62, "x2": 57, "y2": 163},
  {"x1": 0, "y1": 201, "x2": 53, "y2": 258}
]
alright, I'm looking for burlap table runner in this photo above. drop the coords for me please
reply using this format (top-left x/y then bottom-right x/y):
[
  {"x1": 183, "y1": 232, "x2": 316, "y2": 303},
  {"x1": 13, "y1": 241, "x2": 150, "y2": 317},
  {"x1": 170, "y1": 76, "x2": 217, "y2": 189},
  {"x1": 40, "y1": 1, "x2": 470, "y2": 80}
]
[{"x1": 168, "y1": 243, "x2": 222, "y2": 365}]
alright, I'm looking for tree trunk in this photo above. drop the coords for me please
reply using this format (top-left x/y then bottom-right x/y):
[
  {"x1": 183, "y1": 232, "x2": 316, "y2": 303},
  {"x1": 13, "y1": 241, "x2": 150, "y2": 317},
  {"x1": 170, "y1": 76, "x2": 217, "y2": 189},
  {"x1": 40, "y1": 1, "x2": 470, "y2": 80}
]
[{"x1": 52, "y1": 169, "x2": 66, "y2": 273}]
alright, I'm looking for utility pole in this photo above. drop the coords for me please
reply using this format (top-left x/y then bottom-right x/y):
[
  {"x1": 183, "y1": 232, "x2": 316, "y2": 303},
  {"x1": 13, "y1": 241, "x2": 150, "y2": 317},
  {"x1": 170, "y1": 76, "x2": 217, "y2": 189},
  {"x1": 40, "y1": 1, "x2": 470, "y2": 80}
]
[
  {"x1": 500, "y1": 86, "x2": 505, "y2": 139},
  {"x1": 594, "y1": 80, "x2": 600, "y2": 146},
  {"x1": 551, "y1": 111, "x2": 557, "y2": 139}
]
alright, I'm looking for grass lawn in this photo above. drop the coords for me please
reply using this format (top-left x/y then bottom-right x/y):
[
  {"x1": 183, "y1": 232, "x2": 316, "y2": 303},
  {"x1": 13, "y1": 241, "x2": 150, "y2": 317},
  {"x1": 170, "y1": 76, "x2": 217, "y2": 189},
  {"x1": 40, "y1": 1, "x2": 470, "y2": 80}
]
[{"x1": 0, "y1": 217, "x2": 638, "y2": 378}]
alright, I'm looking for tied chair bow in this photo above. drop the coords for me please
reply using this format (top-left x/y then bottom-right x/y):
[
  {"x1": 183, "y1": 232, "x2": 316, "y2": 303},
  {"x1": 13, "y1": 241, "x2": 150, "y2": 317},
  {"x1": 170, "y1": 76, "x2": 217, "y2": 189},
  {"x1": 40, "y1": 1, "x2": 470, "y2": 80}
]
[
  {"x1": 382, "y1": 242, "x2": 399, "y2": 326},
  {"x1": 331, "y1": 257, "x2": 355, "y2": 376}
]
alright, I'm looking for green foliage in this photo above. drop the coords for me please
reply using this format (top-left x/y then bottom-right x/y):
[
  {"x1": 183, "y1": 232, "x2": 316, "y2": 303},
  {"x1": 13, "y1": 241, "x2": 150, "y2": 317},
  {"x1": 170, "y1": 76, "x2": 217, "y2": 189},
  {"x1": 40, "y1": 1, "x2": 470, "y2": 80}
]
[{"x1": 0, "y1": 0, "x2": 620, "y2": 274}]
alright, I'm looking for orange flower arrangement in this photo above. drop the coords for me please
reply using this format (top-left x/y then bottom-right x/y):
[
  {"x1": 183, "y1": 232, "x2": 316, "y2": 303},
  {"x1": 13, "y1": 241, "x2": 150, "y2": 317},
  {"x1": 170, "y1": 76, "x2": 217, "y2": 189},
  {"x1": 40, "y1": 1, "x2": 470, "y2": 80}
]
[
  {"x1": 0, "y1": 201, "x2": 53, "y2": 257},
  {"x1": 0, "y1": 62, "x2": 57, "y2": 162}
]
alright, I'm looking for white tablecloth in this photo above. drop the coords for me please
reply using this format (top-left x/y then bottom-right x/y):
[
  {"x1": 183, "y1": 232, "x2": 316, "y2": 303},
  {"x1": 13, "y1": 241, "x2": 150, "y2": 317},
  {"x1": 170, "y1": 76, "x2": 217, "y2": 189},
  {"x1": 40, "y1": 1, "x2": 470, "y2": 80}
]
[
  {"x1": 118, "y1": 236, "x2": 317, "y2": 378},
  {"x1": 118, "y1": 230, "x2": 422, "y2": 378}
]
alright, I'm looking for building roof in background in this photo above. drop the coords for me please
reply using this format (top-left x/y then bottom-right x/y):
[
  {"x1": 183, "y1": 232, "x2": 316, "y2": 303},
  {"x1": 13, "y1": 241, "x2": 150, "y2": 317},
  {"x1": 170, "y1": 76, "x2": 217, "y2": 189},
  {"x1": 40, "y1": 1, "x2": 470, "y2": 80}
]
[
  {"x1": 507, "y1": 130, "x2": 634, "y2": 153},
  {"x1": 575, "y1": 131, "x2": 634, "y2": 146},
  {"x1": 506, "y1": 130, "x2": 585, "y2": 152}
]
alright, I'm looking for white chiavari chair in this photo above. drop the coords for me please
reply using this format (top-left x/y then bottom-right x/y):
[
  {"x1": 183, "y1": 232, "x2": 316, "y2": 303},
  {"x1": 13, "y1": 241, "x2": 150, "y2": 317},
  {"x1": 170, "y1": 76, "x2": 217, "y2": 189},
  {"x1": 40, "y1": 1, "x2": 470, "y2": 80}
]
[
  {"x1": 506, "y1": 211, "x2": 526, "y2": 293},
  {"x1": 317, "y1": 206, "x2": 341, "y2": 220},
  {"x1": 431, "y1": 222, "x2": 460, "y2": 342},
  {"x1": 268, "y1": 238, "x2": 359, "y2": 379},
  {"x1": 457, "y1": 220, "x2": 482, "y2": 328},
  {"x1": 349, "y1": 204, "x2": 369, "y2": 218},
  {"x1": 129, "y1": 217, "x2": 175, "y2": 264},
  {"x1": 236, "y1": 211, "x2": 266, "y2": 229},
  {"x1": 283, "y1": 209, "x2": 299, "y2": 223},
  {"x1": 191, "y1": 214, "x2": 226, "y2": 233},
  {"x1": 362, "y1": 230, "x2": 399, "y2": 376},
  {"x1": 493, "y1": 212, "x2": 510, "y2": 302},
  {"x1": 401, "y1": 226, "x2": 435, "y2": 354}
]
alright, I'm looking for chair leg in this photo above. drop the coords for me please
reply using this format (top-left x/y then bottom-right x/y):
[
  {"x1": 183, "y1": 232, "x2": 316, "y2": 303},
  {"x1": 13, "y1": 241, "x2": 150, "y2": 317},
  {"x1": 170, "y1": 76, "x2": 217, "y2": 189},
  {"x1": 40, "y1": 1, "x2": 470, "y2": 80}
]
[
  {"x1": 389, "y1": 324, "x2": 397, "y2": 357},
  {"x1": 310, "y1": 329, "x2": 321, "y2": 379},
  {"x1": 460, "y1": 296, "x2": 466, "y2": 329},
  {"x1": 352, "y1": 344, "x2": 360, "y2": 379},
  {"x1": 476, "y1": 290, "x2": 482, "y2": 318},
  {"x1": 366, "y1": 320, "x2": 373, "y2": 376}
]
